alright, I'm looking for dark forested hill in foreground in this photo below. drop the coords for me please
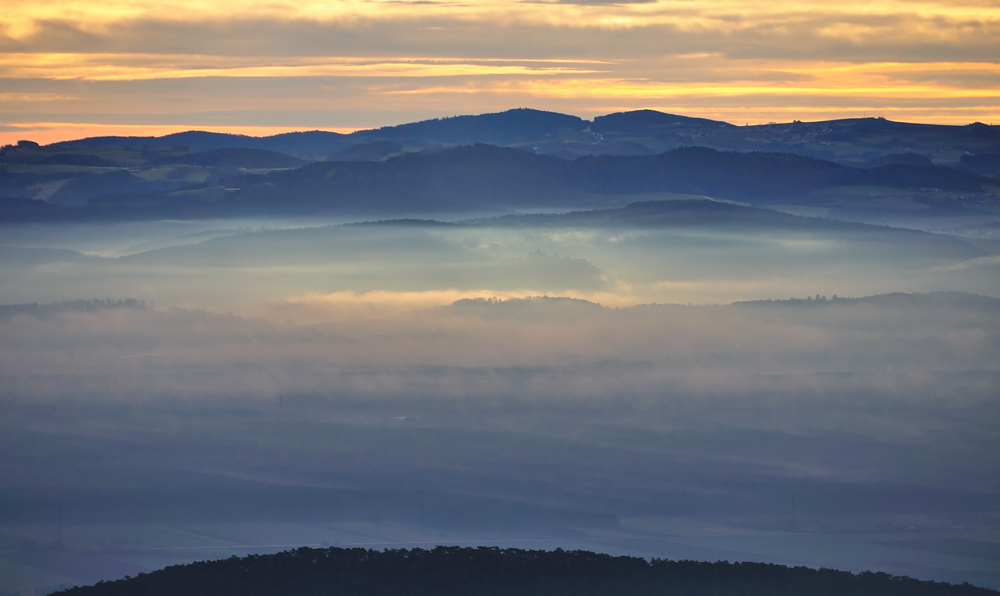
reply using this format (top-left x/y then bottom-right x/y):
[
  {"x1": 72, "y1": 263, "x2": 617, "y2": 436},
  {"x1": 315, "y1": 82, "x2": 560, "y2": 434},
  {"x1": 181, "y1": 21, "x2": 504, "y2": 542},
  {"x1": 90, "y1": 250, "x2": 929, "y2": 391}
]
[{"x1": 54, "y1": 546, "x2": 996, "y2": 596}]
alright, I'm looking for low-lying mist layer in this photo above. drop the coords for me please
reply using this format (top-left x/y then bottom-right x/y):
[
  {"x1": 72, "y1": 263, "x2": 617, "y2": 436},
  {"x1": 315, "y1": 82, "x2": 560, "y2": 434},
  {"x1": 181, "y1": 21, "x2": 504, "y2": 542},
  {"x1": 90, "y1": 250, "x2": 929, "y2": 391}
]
[
  {"x1": 1, "y1": 215, "x2": 999, "y2": 594},
  {"x1": 2, "y1": 294, "x2": 999, "y2": 406},
  {"x1": 2, "y1": 207, "x2": 999, "y2": 309},
  {"x1": 3, "y1": 296, "x2": 998, "y2": 528}
]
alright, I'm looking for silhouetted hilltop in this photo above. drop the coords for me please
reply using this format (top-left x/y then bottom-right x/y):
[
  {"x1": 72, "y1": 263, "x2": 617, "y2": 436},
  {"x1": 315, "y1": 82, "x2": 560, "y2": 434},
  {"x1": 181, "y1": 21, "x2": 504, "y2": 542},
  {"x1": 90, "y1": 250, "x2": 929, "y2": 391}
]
[
  {"x1": 52, "y1": 546, "x2": 996, "y2": 596},
  {"x1": 369, "y1": 108, "x2": 586, "y2": 145},
  {"x1": 46, "y1": 109, "x2": 588, "y2": 158},
  {"x1": 252, "y1": 130, "x2": 352, "y2": 159},
  {"x1": 48, "y1": 130, "x2": 350, "y2": 161},
  {"x1": 28, "y1": 109, "x2": 1000, "y2": 164},
  {"x1": 592, "y1": 109, "x2": 735, "y2": 134},
  {"x1": 54, "y1": 130, "x2": 269, "y2": 152}
]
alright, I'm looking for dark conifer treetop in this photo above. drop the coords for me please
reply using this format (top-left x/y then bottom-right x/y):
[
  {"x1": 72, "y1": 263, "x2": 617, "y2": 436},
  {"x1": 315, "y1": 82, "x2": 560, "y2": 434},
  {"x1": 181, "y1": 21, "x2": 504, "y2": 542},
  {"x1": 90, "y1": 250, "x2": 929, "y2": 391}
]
[{"x1": 54, "y1": 546, "x2": 997, "y2": 596}]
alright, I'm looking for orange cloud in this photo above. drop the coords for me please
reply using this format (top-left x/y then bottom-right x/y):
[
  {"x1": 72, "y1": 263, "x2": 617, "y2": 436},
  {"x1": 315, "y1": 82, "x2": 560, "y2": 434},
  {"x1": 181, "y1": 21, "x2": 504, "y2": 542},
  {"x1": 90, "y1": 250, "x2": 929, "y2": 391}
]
[
  {"x1": 0, "y1": 54, "x2": 601, "y2": 81},
  {"x1": 2, "y1": 0, "x2": 999, "y2": 135}
]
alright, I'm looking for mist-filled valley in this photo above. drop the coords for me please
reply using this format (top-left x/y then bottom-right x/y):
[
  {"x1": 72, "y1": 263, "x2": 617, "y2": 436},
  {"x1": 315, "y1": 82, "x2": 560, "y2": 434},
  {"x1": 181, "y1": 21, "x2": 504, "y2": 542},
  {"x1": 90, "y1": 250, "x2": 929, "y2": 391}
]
[
  {"x1": 2, "y1": 202, "x2": 1000, "y2": 595},
  {"x1": 2, "y1": 201, "x2": 999, "y2": 307}
]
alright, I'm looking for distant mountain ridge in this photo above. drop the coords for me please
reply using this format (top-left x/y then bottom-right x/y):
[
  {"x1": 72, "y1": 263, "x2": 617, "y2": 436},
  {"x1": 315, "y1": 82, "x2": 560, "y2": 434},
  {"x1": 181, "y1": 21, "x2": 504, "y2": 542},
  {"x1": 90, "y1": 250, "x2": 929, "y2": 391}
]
[
  {"x1": 3, "y1": 108, "x2": 998, "y2": 223},
  {"x1": 34, "y1": 108, "x2": 1000, "y2": 163},
  {"x1": 44, "y1": 109, "x2": 590, "y2": 159},
  {"x1": 47, "y1": 129, "x2": 352, "y2": 161}
]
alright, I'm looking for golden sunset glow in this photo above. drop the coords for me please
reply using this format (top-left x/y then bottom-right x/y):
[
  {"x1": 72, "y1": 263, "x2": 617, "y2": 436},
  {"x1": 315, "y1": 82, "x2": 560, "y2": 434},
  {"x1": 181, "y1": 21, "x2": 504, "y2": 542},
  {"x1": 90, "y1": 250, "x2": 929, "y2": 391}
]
[
  {"x1": 7, "y1": 0, "x2": 1000, "y2": 29},
  {"x1": 2, "y1": 0, "x2": 999, "y2": 141},
  {"x1": 0, "y1": 54, "x2": 601, "y2": 81}
]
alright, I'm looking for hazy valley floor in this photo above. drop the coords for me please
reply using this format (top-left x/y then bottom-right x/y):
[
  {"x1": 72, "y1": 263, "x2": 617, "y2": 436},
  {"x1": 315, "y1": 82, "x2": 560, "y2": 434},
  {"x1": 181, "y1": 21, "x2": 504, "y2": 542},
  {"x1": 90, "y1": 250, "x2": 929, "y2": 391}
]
[{"x1": 1, "y1": 211, "x2": 999, "y2": 594}]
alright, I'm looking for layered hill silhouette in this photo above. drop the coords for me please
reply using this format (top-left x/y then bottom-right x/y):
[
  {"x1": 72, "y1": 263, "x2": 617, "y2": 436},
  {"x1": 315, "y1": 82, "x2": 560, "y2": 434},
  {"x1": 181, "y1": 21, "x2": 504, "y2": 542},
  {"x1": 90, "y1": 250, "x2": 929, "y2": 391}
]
[
  {"x1": 90, "y1": 201, "x2": 982, "y2": 268},
  {"x1": 461, "y1": 200, "x2": 966, "y2": 234},
  {"x1": 52, "y1": 546, "x2": 996, "y2": 596},
  {"x1": 592, "y1": 109, "x2": 736, "y2": 134},
  {"x1": 41, "y1": 144, "x2": 989, "y2": 220},
  {"x1": 35, "y1": 108, "x2": 1000, "y2": 162},
  {"x1": 3, "y1": 108, "x2": 998, "y2": 221},
  {"x1": 41, "y1": 108, "x2": 588, "y2": 159}
]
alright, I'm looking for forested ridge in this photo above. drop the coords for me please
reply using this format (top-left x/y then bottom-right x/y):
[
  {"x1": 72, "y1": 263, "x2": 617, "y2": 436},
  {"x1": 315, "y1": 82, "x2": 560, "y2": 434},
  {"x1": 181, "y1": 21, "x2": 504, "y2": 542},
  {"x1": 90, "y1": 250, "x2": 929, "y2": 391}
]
[{"x1": 54, "y1": 546, "x2": 997, "y2": 596}]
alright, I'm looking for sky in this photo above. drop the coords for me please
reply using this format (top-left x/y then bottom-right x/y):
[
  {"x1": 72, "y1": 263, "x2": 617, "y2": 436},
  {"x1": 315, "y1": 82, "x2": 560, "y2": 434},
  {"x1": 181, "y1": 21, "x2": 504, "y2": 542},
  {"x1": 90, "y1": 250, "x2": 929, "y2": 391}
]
[{"x1": 2, "y1": 0, "x2": 1000, "y2": 144}]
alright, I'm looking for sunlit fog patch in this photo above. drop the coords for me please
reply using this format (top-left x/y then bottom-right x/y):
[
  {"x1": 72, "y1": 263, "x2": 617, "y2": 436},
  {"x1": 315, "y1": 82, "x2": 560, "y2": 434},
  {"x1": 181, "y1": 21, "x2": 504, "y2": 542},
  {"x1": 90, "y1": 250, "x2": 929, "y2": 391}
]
[
  {"x1": 2, "y1": 293, "x2": 997, "y2": 401},
  {"x1": 266, "y1": 289, "x2": 536, "y2": 322},
  {"x1": 2, "y1": 220, "x2": 998, "y2": 308}
]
